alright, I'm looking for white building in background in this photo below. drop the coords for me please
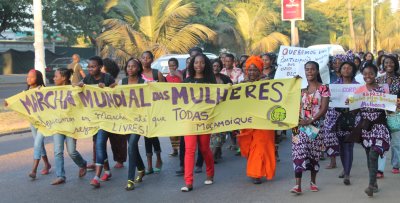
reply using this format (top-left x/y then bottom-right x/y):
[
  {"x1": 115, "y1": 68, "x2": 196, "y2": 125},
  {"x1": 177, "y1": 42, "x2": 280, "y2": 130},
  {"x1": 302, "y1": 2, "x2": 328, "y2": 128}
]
[{"x1": 0, "y1": 30, "x2": 33, "y2": 40}]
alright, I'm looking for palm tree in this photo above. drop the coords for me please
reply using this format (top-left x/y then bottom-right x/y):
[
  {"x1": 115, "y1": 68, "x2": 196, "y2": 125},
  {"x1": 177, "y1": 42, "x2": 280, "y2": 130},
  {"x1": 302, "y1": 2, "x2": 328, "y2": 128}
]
[
  {"x1": 97, "y1": 0, "x2": 216, "y2": 60},
  {"x1": 214, "y1": 1, "x2": 289, "y2": 54}
]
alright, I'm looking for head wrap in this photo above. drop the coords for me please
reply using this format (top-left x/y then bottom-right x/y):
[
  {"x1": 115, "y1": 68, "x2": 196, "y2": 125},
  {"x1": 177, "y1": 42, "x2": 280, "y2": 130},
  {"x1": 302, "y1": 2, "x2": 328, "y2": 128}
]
[
  {"x1": 245, "y1": 55, "x2": 264, "y2": 73},
  {"x1": 334, "y1": 50, "x2": 354, "y2": 63}
]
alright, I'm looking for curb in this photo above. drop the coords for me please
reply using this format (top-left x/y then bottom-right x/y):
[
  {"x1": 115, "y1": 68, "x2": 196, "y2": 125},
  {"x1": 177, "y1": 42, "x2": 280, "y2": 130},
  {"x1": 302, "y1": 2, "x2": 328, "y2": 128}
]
[{"x1": 0, "y1": 129, "x2": 31, "y2": 137}]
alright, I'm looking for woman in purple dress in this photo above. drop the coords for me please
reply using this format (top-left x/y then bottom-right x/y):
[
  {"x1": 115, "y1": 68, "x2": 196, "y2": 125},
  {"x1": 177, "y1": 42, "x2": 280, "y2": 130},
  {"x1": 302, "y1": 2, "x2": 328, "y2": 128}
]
[
  {"x1": 323, "y1": 62, "x2": 359, "y2": 185},
  {"x1": 290, "y1": 61, "x2": 330, "y2": 195},
  {"x1": 353, "y1": 64, "x2": 391, "y2": 197}
]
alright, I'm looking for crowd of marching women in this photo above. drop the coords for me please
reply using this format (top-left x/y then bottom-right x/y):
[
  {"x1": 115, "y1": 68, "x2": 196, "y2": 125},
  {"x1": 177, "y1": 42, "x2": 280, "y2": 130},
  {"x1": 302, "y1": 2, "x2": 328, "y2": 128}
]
[{"x1": 5, "y1": 47, "x2": 400, "y2": 197}]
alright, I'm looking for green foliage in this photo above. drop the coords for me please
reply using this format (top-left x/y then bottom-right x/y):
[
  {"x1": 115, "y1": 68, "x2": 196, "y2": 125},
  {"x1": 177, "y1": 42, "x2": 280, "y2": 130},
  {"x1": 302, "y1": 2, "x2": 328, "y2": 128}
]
[
  {"x1": 97, "y1": 0, "x2": 215, "y2": 60},
  {"x1": 214, "y1": 0, "x2": 289, "y2": 54},
  {"x1": 42, "y1": 0, "x2": 108, "y2": 45},
  {"x1": 2, "y1": 0, "x2": 400, "y2": 52},
  {"x1": 0, "y1": 0, "x2": 32, "y2": 35}
]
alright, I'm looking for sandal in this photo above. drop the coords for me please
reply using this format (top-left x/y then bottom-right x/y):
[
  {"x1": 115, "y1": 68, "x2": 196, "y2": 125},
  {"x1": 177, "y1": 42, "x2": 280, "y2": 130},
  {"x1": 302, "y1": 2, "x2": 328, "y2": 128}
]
[
  {"x1": 154, "y1": 163, "x2": 163, "y2": 173},
  {"x1": 365, "y1": 186, "x2": 373, "y2": 197},
  {"x1": 125, "y1": 180, "x2": 135, "y2": 191},
  {"x1": 79, "y1": 167, "x2": 87, "y2": 178},
  {"x1": 343, "y1": 178, "x2": 350, "y2": 185},
  {"x1": 253, "y1": 178, "x2": 262, "y2": 184},
  {"x1": 325, "y1": 164, "x2": 337, "y2": 169},
  {"x1": 134, "y1": 170, "x2": 145, "y2": 183},
  {"x1": 29, "y1": 172, "x2": 37, "y2": 180},
  {"x1": 145, "y1": 168, "x2": 154, "y2": 175},
  {"x1": 169, "y1": 150, "x2": 178, "y2": 157},
  {"x1": 338, "y1": 171, "x2": 345, "y2": 178},
  {"x1": 51, "y1": 178, "x2": 66, "y2": 185},
  {"x1": 114, "y1": 162, "x2": 124, "y2": 169},
  {"x1": 41, "y1": 165, "x2": 52, "y2": 175},
  {"x1": 181, "y1": 185, "x2": 193, "y2": 192}
]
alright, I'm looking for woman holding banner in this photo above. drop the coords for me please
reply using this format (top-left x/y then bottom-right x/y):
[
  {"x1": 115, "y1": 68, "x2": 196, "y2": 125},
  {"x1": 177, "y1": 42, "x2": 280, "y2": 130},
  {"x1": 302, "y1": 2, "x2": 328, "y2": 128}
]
[
  {"x1": 376, "y1": 55, "x2": 400, "y2": 178},
  {"x1": 51, "y1": 68, "x2": 87, "y2": 185},
  {"x1": 180, "y1": 53, "x2": 215, "y2": 192},
  {"x1": 322, "y1": 61, "x2": 358, "y2": 185},
  {"x1": 140, "y1": 51, "x2": 164, "y2": 175},
  {"x1": 352, "y1": 64, "x2": 391, "y2": 197},
  {"x1": 237, "y1": 56, "x2": 276, "y2": 184},
  {"x1": 118, "y1": 58, "x2": 147, "y2": 191},
  {"x1": 291, "y1": 61, "x2": 330, "y2": 194},
  {"x1": 15, "y1": 70, "x2": 52, "y2": 180}
]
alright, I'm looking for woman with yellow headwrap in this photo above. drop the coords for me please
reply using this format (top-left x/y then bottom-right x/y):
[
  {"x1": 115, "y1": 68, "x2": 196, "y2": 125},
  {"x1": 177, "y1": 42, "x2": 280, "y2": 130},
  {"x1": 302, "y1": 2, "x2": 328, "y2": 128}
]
[{"x1": 237, "y1": 56, "x2": 276, "y2": 184}]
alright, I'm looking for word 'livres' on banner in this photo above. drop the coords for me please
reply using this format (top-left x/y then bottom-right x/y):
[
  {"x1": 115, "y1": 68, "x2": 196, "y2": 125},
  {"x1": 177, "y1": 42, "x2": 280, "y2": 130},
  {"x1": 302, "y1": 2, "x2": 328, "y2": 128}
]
[
  {"x1": 5, "y1": 79, "x2": 301, "y2": 139},
  {"x1": 274, "y1": 46, "x2": 330, "y2": 88}
]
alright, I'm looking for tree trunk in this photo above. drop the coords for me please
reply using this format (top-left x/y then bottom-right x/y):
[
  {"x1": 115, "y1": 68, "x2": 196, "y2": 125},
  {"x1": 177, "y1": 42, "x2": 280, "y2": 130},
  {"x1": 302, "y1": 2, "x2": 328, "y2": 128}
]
[
  {"x1": 33, "y1": 0, "x2": 46, "y2": 84},
  {"x1": 347, "y1": 0, "x2": 356, "y2": 50}
]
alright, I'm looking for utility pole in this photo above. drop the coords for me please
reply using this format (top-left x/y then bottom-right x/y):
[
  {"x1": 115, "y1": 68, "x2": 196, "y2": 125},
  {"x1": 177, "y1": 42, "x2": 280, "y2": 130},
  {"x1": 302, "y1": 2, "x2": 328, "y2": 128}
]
[
  {"x1": 33, "y1": 0, "x2": 46, "y2": 83},
  {"x1": 371, "y1": 0, "x2": 374, "y2": 53}
]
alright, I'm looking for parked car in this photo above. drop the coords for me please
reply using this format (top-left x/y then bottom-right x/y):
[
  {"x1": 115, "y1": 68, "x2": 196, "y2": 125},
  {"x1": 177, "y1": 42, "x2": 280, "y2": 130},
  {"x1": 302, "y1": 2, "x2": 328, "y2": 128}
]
[
  {"x1": 307, "y1": 44, "x2": 346, "y2": 56},
  {"x1": 151, "y1": 53, "x2": 218, "y2": 76},
  {"x1": 45, "y1": 57, "x2": 88, "y2": 83}
]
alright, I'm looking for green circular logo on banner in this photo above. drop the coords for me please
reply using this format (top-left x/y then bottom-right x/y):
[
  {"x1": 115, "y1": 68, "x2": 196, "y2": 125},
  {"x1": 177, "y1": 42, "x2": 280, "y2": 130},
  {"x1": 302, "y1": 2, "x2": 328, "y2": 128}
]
[{"x1": 268, "y1": 105, "x2": 286, "y2": 122}]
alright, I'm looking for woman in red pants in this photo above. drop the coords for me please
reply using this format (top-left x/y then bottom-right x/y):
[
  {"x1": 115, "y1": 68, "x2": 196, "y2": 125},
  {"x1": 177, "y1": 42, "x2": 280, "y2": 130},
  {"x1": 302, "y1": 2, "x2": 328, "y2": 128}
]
[{"x1": 180, "y1": 53, "x2": 216, "y2": 192}]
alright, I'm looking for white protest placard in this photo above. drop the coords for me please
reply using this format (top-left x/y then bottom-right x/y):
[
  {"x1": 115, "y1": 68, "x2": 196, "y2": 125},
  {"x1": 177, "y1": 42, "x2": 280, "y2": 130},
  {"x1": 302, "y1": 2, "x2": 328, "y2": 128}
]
[
  {"x1": 349, "y1": 92, "x2": 397, "y2": 112},
  {"x1": 329, "y1": 84, "x2": 363, "y2": 108},
  {"x1": 275, "y1": 46, "x2": 330, "y2": 88}
]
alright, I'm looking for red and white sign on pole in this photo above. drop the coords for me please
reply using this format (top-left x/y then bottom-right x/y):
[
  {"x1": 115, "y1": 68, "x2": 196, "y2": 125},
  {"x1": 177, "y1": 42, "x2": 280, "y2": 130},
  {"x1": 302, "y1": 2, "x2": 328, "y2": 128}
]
[{"x1": 281, "y1": 0, "x2": 304, "y2": 21}]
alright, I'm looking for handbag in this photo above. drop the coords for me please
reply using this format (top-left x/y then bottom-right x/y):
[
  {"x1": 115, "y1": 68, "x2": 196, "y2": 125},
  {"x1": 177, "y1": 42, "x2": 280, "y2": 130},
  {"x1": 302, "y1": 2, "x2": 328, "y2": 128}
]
[
  {"x1": 336, "y1": 110, "x2": 356, "y2": 131},
  {"x1": 387, "y1": 112, "x2": 400, "y2": 132},
  {"x1": 299, "y1": 124, "x2": 320, "y2": 140}
]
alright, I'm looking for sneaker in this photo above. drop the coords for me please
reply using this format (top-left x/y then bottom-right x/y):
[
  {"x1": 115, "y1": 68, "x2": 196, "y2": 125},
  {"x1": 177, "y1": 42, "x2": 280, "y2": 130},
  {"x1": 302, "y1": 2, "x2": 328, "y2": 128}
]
[
  {"x1": 392, "y1": 168, "x2": 400, "y2": 174},
  {"x1": 125, "y1": 180, "x2": 135, "y2": 191},
  {"x1": 310, "y1": 182, "x2": 319, "y2": 192},
  {"x1": 100, "y1": 173, "x2": 112, "y2": 181},
  {"x1": 290, "y1": 185, "x2": 302, "y2": 194},
  {"x1": 90, "y1": 179, "x2": 100, "y2": 188},
  {"x1": 376, "y1": 172, "x2": 384, "y2": 179},
  {"x1": 204, "y1": 176, "x2": 214, "y2": 185}
]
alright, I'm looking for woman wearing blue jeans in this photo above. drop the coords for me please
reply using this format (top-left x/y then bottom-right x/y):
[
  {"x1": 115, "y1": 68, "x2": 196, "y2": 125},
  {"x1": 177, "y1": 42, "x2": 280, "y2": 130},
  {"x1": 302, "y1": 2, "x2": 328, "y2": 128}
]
[
  {"x1": 51, "y1": 68, "x2": 87, "y2": 185},
  {"x1": 7, "y1": 69, "x2": 52, "y2": 179},
  {"x1": 119, "y1": 58, "x2": 146, "y2": 190}
]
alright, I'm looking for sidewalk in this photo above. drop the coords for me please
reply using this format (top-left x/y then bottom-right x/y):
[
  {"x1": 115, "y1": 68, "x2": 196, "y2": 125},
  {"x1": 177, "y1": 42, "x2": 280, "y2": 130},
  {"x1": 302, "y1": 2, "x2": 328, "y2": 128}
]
[
  {"x1": 0, "y1": 74, "x2": 29, "y2": 135},
  {"x1": 0, "y1": 74, "x2": 27, "y2": 85}
]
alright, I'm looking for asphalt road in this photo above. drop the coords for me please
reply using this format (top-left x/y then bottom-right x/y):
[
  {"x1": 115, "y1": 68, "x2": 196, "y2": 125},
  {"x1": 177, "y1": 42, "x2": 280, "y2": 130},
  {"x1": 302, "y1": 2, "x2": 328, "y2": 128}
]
[
  {"x1": 0, "y1": 84, "x2": 26, "y2": 100},
  {"x1": 0, "y1": 132, "x2": 399, "y2": 203}
]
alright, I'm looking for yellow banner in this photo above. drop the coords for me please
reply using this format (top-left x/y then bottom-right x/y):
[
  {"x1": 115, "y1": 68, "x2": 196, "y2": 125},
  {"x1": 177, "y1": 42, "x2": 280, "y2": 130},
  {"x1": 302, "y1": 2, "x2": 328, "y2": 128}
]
[{"x1": 5, "y1": 78, "x2": 301, "y2": 139}]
